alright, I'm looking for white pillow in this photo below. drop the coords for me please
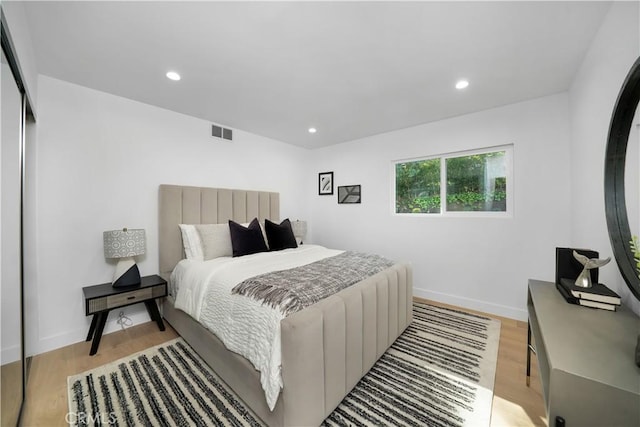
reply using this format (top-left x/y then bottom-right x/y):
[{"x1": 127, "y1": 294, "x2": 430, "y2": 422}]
[
  {"x1": 195, "y1": 223, "x2": 234, "y2": 260},
  {"x1": 181, "y1": 220, "x2": 269, "y2": 261},
  {"x1": 178, "y1": 224, "x2": 204, "y2": 261}
]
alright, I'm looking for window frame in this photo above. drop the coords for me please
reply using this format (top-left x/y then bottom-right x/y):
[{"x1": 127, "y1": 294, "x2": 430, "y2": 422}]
[{"x1": 392, "y1": 144, "x2": 514, "y2": 218}]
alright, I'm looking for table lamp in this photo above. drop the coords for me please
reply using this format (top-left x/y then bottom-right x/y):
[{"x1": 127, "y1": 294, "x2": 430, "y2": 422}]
[
  {"x1": 103, "y1": 228, "x2": 145, "y2": 287},
  {"x1": 291, "y1": 220, "x2": 307, "y2": 245}
]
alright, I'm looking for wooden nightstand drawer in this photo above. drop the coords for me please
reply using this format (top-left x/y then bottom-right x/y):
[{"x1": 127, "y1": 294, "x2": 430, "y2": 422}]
[
  {"x1": 106, "y1": 287, "x2": 152, "y2": 308},
  {"x1": 84, "y1": 276, "x2": 168, "y2": 315}
]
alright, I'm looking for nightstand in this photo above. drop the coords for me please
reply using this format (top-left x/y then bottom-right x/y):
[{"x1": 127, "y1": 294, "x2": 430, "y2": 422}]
[{"x1": 83, "y1": 274, "x2": 168, "y2": 355}]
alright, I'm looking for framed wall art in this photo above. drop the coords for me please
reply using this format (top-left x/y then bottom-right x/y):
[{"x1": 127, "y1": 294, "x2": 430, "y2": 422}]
[
  {"x1": 338, "y1": 185, "x2": 361, "y2": 204},
  {"x1": 318, "y1": 172, "x2": 334, "y2": 195}
]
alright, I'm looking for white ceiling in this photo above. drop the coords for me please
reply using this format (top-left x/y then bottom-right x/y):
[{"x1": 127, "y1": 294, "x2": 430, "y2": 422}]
[{"x1": 23, "y1": 1, "x2": 612, "y2": 149}]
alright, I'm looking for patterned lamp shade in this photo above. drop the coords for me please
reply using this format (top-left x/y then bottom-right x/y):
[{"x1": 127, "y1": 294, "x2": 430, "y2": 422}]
[
  {"x1": 103, "y1": 229, "x2": 146, "y2": 259},
  {"x1": 291, "y1": 220, "x2": 307, "y2": 240},
  {"x1": 104, "y1": 228, "x2": 145, "y2": 288}
]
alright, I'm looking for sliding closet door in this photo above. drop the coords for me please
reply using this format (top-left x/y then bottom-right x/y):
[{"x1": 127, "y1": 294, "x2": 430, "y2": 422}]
[{"x1": 1, "y1": 46, "x2": 24, "y2": 426}]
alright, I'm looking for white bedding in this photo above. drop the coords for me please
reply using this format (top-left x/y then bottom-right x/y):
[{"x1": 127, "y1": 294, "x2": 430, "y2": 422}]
[{"x1": 171, "y1": 244, "x2": 343, "y2": 410}]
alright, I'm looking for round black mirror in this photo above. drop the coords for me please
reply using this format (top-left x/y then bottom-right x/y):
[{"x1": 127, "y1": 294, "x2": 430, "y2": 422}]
[{"x1": 604, "y1": 56, "x2": 640, "y2": 301}]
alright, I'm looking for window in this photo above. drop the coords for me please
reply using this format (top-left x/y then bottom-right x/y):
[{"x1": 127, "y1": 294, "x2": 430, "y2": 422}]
[{"x1": 394, "y1": 145, "x2": 512, "y2": 215}]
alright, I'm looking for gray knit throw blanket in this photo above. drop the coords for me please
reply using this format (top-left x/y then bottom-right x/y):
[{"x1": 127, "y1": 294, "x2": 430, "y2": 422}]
[{"x1": 232, "y1": 251, "x2": 394, "y2": 316}]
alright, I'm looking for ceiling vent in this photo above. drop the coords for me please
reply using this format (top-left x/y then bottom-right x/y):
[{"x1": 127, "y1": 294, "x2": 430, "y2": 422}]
[{"x1": 212, "y1": 124, "x2": 233, "y2": 141}]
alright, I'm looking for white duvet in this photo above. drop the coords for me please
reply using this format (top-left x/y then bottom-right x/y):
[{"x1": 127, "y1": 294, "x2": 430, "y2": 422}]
[{"x1": 171, "y1": 244, "x2": 343, "y2": 410}]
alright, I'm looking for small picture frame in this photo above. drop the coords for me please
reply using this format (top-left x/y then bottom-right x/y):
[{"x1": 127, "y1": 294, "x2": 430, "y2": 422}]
[
  {"x1": 319, "y1": 172, "x2": 334, "y2": 195},
  {"x1": 338, "y1": 185, "x2": 361, "y2": 204}
]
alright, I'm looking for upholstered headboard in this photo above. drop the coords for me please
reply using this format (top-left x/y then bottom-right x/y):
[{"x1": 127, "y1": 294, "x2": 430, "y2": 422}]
[{"x1": 158, "y1": 184, "x2": 280, "y2": 279}]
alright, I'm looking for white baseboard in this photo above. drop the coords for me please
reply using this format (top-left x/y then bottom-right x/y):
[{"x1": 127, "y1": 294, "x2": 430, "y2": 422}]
[
  {"x1": 1, "y1": 344, "x2": 21, "y2": 365},
  {"x1": 413, "y1": 287, "x2": 528, "y2": 321},
  {"x1": 32, "y1": 310, "x2": 152, "y2": 356},
  {"x1": 29, "y1": 290, "x2": 527, "y2": 356}
]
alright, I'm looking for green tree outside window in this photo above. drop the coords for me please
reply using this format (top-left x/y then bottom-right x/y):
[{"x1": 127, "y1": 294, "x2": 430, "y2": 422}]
[{"x1": 395, "y1": 149, "x2": 508, "y2": 214}]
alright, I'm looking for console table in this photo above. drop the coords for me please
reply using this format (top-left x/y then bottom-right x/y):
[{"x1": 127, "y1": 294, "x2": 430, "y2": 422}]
[{"x1": 527, "y1": 279, "x2": 640, "y2": 426}]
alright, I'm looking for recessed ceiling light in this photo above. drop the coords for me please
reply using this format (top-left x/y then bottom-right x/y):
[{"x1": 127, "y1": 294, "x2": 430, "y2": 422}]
[
  {"x1": 166, "y1": 71, "x2": 181, "y2": 81},
  {"x1": 308, "y1": 127, "x2": 317, "y2": 134},
  {"x1": 455, "y1": 80, "x2": 469, "y2": 90}
]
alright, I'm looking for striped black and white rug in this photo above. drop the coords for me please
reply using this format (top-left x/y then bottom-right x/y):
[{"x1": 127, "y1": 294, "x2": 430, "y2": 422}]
[{"x1": 68, "y1": 302, "x2": 500, "y2": 426}]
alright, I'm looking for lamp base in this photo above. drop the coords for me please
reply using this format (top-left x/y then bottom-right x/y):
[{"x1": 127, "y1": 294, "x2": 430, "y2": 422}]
[{"x1": 112, "y1": 257, "x2": 141, "y2": 288}]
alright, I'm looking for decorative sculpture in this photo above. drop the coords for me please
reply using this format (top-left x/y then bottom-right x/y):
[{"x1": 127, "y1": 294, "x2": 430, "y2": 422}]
[{"x1": 573, "y1": 250, "x2": 611, "y2": 288}]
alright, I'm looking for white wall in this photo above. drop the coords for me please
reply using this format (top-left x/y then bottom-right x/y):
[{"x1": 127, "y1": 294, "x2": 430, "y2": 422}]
[
  {"x1": 27, "y1": 75, "x2": 309, "y2": 355},
  {"x1": 20, "y1": 1, "x2": 640, "y2": 357},
  {"x1": 569, "y1": 1, "x2": 640, "y2": 314},
  {"x1": 308, "y1": 93, "x2": 572, "y2": 320}
]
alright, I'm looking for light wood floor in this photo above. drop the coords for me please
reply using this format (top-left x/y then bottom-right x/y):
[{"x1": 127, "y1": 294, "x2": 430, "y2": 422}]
[
  {"x1": 20, "y1": 300, "x2": 546, "y2": 426},
  {"x1": 21, "y1": 322, "x2": 180, "y2": 426},
  {"x1": 2, "y1": 360, "x2": 24, "y2": 426}
]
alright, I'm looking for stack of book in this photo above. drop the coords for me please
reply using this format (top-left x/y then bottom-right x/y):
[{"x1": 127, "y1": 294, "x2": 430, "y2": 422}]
[{"x1": 557, "y1": 278, "x2": 621, "y2": 311}]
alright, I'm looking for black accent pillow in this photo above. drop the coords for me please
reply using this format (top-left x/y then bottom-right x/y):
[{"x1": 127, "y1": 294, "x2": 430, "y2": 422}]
[
  {"x1": 265, "y1": 218, "x2": 298, "y2": 251},
  {"x1": 228, "y1": 218, "x2": 268, "y2": 257}
]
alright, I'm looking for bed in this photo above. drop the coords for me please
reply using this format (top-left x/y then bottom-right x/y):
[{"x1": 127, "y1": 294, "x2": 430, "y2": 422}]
[{"x1": 159, "y1": 184, "x2": 413, "y2": 426}]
